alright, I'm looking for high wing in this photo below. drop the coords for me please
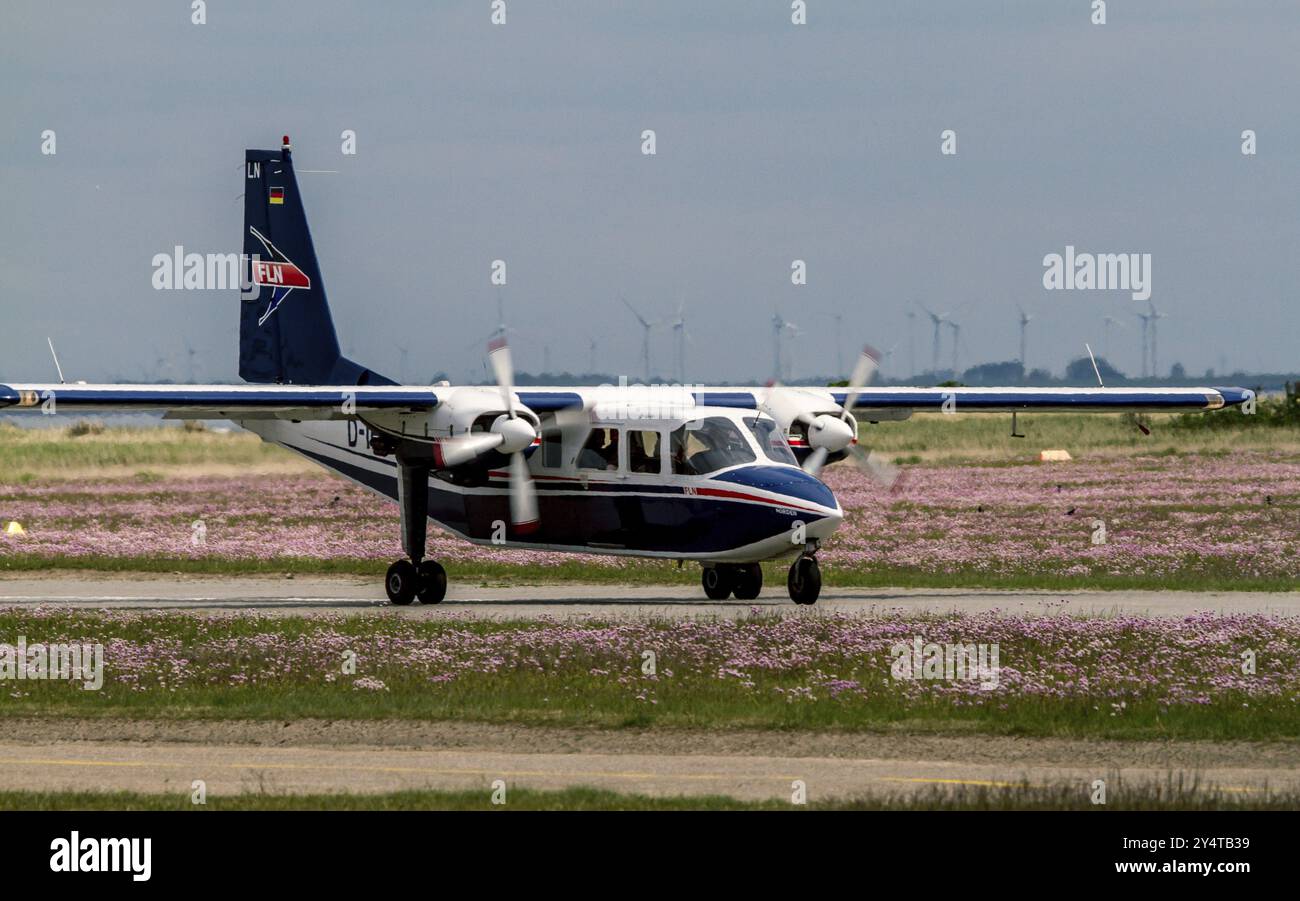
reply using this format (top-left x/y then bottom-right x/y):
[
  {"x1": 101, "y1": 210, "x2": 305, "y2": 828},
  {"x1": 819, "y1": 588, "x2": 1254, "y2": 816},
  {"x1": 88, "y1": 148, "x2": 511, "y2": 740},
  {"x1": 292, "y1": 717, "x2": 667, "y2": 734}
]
[
  {"x1": 1, "y1": 382, "x2": 1251, "y2": 422},
  {"x1": 516, "y1": 384, "x2": 1251, "y2": 415},
  {"x1": 831, "y1": 385, "x2": 1253, "y2": 413},
  {"x1": 0, "y1": 383, "x2": 437, "y2": 419}
]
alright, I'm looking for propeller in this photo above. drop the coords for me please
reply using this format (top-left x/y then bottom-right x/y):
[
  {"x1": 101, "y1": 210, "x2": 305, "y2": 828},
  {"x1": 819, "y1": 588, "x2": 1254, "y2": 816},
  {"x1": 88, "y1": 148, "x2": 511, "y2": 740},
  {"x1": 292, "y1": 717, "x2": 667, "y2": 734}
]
[
  {"x1": 432, "y1": 338, "x2": 539, "y2": 532},
  {"x1": 838, "y1": 345, "x2": 901, "y2": 489},
  {"x1": 487, "y1": 337, "x2": 538, "y2": 532},
  {"x1": 764, "y1": 344, "x2": 901, "y2": 489},
  {"x1": 846, "y1": 444, "x2": 902, "y2": 491}
]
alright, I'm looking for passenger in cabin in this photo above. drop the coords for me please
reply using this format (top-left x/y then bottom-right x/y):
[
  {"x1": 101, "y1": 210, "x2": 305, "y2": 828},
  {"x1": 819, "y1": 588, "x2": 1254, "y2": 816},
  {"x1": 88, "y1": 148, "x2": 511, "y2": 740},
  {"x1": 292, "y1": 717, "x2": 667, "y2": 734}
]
[{"x1": 578, "y1": 427, "x2": 619, "y2": 471}]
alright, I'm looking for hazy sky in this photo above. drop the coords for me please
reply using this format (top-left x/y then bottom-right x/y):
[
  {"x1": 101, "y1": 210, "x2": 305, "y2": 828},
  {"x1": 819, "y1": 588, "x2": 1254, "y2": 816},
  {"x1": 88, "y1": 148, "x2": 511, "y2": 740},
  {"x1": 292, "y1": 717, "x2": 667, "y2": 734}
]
[{"x1": 3, "y1": 0, "x2": 1298, "y2": 385}]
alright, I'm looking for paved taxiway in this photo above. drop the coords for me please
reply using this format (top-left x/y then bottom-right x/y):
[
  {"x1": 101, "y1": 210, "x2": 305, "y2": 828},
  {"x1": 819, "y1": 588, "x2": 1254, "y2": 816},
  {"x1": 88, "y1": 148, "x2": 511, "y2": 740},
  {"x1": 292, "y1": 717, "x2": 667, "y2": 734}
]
[{"x1": 0, "y1": 576, "x2": 1296, "y2": 617}]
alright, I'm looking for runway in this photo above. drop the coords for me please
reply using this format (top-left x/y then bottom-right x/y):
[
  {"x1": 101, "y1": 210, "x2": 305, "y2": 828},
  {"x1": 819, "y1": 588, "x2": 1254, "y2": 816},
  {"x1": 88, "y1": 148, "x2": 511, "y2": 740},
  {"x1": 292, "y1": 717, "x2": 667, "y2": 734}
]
[
  {"x1": 0, "y1": 575, "x2": 1296, "y2": 617},
  {"x1": 1, "y1": 721, "x2": 1296, "y2": 802}
]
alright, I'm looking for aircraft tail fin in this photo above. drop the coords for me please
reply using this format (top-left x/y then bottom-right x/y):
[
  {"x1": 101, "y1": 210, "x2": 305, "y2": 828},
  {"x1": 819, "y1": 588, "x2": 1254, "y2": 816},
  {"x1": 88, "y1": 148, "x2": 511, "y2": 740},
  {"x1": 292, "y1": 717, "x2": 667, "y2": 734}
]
[{"x1": 240, "y1": 137, "x2": 389, "y2": 385}]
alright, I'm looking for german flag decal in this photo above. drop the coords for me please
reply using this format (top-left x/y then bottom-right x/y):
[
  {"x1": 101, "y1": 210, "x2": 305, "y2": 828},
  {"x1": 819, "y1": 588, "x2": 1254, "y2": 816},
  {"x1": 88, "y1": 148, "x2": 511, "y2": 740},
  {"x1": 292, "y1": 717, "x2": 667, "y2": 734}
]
[{"x1": 269, "y1": 187, "x2": 285, "y2": 205}]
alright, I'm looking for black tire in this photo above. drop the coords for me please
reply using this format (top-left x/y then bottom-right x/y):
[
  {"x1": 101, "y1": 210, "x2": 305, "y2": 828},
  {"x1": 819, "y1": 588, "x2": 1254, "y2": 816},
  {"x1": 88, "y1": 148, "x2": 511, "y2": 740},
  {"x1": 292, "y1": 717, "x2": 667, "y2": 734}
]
[
  {"x1": 732, "y1": 564, "x2": 763, "y2": 600},
  {"x1": 787, "y1": 557, "x2": 821, "y2": 605},
  {"x1": 701, "y1": 565, "x2": 735, "y2": 600},
  {"x1": 385, "y1": 559, "x2": 418, "y2": 606},
  {"x1": 417, "y1": 559, "x2": 447, "y2": 605}
]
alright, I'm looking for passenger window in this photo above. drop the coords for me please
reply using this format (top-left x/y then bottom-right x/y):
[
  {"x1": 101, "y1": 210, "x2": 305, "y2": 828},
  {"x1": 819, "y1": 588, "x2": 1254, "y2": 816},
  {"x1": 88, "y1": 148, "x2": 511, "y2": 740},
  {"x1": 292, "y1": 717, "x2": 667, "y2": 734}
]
[
  {"x1": 577, "y1": 427, "x2": 619, "y2": 471},
  {"x1": 628, "y1": 430, "x2": 662, "y2": 474}
]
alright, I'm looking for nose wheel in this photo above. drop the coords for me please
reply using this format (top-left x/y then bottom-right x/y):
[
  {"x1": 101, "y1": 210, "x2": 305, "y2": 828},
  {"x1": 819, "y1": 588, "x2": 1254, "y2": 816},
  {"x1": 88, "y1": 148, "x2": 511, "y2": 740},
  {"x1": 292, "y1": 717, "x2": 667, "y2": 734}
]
[{"x1": 787, "y1": 555, "x2": 821, "y2": 605}]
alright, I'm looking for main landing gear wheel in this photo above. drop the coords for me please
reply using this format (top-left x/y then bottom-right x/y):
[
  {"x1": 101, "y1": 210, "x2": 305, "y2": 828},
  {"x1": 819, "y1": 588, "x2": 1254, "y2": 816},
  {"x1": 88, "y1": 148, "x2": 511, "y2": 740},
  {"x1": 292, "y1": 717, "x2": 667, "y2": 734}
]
[
  {"x1": 385, "y1": 559, "x2": 418, "y2": 606},
  {"x1": 701, "y1": 566, "x2": 735, "y2": 600},
  {"x1": 387, "y1": 459, "x2": 448, "y2": 606},
  {"x1": 417, "y1": 559, "x2": 447, "y2": 605},
  {"x1": 787, "y1": 556, "x2": 821, "y2": 605},
  {"x1": 732, "y1": 564, "x2": 763, "y2": 600}
]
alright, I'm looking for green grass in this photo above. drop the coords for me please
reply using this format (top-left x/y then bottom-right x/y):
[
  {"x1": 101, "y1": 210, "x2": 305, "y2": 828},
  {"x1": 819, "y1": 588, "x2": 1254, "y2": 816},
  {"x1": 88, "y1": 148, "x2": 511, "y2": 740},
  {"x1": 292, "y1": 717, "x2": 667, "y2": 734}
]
[
  {"x1": 1, "y1": 778, "x2": 1294, "y2": 810},
  {"x1": 5, "y1": 409, "x2": 1298, "y2": 481},
  {"x1": 0, "y1": 422, "x2": 292, "y2": 482},
  {"x1": 10, "y1": 692, "x2": 1291, "y2": 741},
  {"x1": 2, "y1": 611, "x2": 1297, "y2": 741},
  {"x1": 862, "y1": 408, "x2": 1300, "y2": 463}
]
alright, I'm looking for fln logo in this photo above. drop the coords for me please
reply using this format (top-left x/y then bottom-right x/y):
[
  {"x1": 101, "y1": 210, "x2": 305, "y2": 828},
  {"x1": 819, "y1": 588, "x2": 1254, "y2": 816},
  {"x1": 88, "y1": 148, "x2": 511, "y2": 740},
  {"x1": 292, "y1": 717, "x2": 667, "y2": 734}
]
[{"x1": 247, "y1": 226, "x2": 311, "y2": 326}]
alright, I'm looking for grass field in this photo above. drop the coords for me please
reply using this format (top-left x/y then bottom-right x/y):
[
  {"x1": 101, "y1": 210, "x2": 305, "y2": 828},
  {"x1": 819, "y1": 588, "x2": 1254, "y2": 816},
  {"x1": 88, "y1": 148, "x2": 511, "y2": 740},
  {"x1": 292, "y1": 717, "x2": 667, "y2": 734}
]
[
  {"x1": 0, "y1": 422, "x2": 291, "y2": 482},
  {"x1": 3, "y1": 417, "x2": 1296, "y2": 590},
  {"x1": 2, "y1": 607, "x2": 1296, "y2": 741},
  {"x1": 3, "y1": 407, "x2": 1298, "y2": 481},
  {"x1": 2, "y1": 778, "x2": 1293, "y2": 811},
  {"x1": 1, "y1": 415, "x2": 1296, "y2": 812}
]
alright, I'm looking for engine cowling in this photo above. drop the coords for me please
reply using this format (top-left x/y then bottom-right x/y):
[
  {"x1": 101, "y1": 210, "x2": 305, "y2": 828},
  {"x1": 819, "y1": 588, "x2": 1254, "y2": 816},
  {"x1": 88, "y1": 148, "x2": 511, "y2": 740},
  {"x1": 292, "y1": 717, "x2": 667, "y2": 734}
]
[
  {"x1": 364, "y1": 386, "x2": 540, "y2": 469},
  {"x1": 760, "y1": 387, "x2": 858, "y2": 466}
]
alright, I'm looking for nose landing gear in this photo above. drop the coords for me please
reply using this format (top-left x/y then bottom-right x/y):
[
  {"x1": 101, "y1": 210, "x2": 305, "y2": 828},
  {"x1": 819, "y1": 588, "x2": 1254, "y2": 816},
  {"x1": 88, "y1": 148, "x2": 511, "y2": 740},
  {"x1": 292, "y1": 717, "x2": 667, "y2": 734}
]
[
  {"x1": 385, "y1": 458, "x2": 447, "y2": 606},
  {"x1": 787, "y1": 554, "x2": 821, "y2": 605}
]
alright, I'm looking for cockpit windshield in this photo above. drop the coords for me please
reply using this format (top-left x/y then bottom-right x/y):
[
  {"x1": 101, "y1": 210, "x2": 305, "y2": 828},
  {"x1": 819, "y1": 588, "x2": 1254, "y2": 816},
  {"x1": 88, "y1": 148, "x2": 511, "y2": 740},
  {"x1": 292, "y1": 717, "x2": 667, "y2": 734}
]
[
  {"x1": 670, "y1": 417, "x2": 756, "y2": 475},
  {"x1": 743, "y1": 416, "x2": 798, "y2": 465}
]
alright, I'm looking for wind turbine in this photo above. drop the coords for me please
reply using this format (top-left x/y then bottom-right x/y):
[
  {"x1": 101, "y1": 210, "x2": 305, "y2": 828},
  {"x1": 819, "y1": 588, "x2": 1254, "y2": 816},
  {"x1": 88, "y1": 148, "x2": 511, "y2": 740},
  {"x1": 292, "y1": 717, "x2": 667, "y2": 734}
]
[
  {"x1": 946, "y1": 317, "x2": 963, "y2": 376},
  {"x1": 905, "y1": 310, "x2": 917, "y2": 379},
  {"x1": 811, "y1": 311, "x2": 848, "y2": 379},
  {"x1": 1135, "y1": 308, "x2": 1153, "y2": 378},
  {"x1": 667, "y1": 301, "x2": 691, "y2": 383},
  {"x1": 771, "y1": 313, "x2": 800, "y2": 382},
  {"x1": 880, "y1": 342, "x2": 899, "y2": 380},
  {"x1": 1148, "y1": 301, "x2": 1167, "y2": 379},
  {"x1": 1016, "y1": 304, "x2": 1032, "y2": 369},
  {"x1": 396, "y1": 344, "x2": 410, "y2": 384},
  {"x1": 1102, "y1": 315, "x2": 1125, "y2": 363},
  {"x1": 622, "y1": 297, "x2": 660, "y2": 381},
  {"x1": 918, "y1": 303, "x2": 949, "y2": 376}
]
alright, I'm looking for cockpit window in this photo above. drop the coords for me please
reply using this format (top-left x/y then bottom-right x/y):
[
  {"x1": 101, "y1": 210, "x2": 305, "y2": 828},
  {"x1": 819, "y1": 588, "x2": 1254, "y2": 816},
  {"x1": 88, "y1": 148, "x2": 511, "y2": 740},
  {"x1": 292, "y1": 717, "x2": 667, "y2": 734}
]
[
  {"x1": 670, "y1": 417, "x2": 756, "y2": 475},
  {"x1": 744, "y1": 417, "x2": 797, "y2": 465}
]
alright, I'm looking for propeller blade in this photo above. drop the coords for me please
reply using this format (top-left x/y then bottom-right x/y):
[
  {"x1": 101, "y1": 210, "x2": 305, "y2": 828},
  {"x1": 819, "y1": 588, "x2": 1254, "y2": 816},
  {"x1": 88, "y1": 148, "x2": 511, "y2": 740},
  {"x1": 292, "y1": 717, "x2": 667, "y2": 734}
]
[
  {"x1": 802, "y1": 446, "x2": 830, "y2": 477},
  {"x1": 433, "y1": 432, "x2": 506, "y2": 469},
  {"x1": 509, "y1": 452, "x2": 539, "y2": 532},
  {"x1": 487, "y1": 336, "x2": 516, "y2": 418},
  {"x1": 842, "y1": 345, "x2": 880, "y2": 412},
  {"x1": 848, "y1": 445, "x2": 901, "y2": 491}
]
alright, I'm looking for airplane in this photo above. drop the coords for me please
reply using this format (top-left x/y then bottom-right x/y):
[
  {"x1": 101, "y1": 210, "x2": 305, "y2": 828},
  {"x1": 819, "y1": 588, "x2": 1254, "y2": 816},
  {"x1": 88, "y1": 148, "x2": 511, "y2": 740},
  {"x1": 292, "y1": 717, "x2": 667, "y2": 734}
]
[{"x1": 0, "y1": 137, "x2": 1255, "y2": 606}]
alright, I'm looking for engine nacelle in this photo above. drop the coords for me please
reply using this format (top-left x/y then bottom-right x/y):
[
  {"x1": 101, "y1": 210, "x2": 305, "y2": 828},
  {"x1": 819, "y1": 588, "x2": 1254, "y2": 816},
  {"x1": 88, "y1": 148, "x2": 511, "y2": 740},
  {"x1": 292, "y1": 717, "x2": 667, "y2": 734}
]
[
  {"x1": 363, "y1": 386, "x2": 540, "y2": 466},
  {"x1": 762, "y1": 388, "x2": 856, "y2": 448}
]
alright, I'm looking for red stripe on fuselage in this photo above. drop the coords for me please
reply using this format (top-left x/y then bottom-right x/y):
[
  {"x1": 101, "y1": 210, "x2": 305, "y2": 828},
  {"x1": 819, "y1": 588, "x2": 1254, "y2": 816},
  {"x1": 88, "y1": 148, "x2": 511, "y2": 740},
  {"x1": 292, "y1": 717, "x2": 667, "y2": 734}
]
[{"x1": 481, "y1": 473, "x2": 828, "y2": 514}]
